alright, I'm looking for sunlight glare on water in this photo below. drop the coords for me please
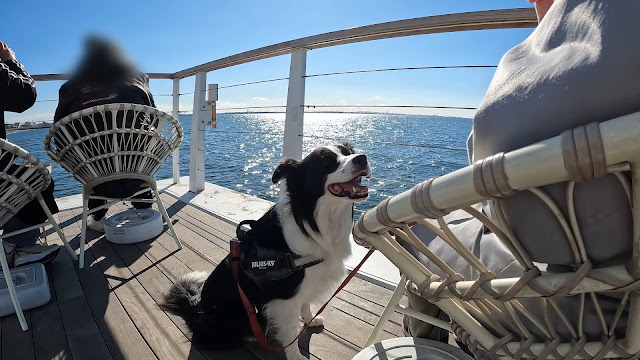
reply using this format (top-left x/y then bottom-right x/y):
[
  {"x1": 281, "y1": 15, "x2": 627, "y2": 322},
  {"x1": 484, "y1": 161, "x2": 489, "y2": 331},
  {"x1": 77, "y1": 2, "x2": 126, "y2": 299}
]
[{"x1": 7, "y1": 113, "x2": 471, "y2": 213}]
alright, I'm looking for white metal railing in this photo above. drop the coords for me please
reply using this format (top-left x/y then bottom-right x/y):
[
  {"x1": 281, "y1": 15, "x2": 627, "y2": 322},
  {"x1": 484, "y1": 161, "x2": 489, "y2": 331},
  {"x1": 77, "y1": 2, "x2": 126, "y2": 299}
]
[{"x1": 28, "y1": 8, "x2": 536, "y2": 194}]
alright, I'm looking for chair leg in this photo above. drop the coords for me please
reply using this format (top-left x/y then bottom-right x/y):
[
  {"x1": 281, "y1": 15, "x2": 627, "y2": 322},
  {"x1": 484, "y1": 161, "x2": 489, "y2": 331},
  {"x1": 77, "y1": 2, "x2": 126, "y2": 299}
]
[
  {"x1": 36, "y1": 195, "x2": 77, "y2": 261},
  {"x1": 151, "y1": 185, "x2": 181, "y2": 250},
  {"x1": 40, "y1": 226, "x2": 47, "y2": 246},
  {"x1": 79, "y1": 197, "x2": 89, "y2": 269},
  {"x1": 0, "y1": 240, "x2": 28, "y2": 331},
  {"x1": 364, "y1": 274, "x2": 407, "y2": 348}
]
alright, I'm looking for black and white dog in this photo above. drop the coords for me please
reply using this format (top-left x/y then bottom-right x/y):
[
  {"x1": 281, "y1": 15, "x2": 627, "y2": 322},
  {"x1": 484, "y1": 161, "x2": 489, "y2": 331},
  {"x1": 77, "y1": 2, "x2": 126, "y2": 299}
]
[{"x1": 161, "y1": 144, "x2": 371, "y2": 360}]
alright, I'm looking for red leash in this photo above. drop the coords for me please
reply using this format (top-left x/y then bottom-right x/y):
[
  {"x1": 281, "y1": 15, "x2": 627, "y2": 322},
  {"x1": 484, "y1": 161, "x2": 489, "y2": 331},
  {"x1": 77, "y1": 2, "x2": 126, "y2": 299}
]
[{"x1": 230, "y1": 239, "x2": 375, "y2": 351}]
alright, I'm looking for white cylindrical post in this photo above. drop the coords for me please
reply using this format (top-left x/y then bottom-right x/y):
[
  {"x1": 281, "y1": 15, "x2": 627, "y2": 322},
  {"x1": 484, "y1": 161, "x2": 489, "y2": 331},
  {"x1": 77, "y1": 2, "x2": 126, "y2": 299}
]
[
  {"x1": 282, "y1": 48, "x2": 307, "y2": 161},
  {"x1": 189, "y1": 72, "x2": 207, "y2": 193},
  {"x1": 172, "y1": 78, "x2": 180, "y2": 184}
]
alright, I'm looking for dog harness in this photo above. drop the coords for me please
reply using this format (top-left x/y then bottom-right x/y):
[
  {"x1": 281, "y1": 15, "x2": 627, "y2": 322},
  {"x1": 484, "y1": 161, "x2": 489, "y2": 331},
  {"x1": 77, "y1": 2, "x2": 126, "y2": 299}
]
[
  {"x1": 235, "y1": 220, "x2": 324, "y2": 283},
  {"x1": 229, "y1": 220, "x2": 375, "y2": 351}
]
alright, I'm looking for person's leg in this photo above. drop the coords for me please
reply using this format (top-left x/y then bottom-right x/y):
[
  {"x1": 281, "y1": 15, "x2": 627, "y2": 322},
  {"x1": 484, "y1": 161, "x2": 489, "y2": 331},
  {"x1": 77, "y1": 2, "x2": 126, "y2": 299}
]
[
  {"x1": 87, "y1": 197, "x2": 108, "y2": 232},
  {"x1": 132, "y1": 188, "x2": 153, "y2": 209},
  {"x1": 2, "y1": 217, "x2": 59, "y2": 268},
  {"x1": 403, "y1": 292, "x2": 450, "y2": 342},
  {"x1": 88, "y1": 198, "x2": 108, "y2": 220},
  {"x1": 87, "y1": 179, "x2": 148, "y2": 231}
]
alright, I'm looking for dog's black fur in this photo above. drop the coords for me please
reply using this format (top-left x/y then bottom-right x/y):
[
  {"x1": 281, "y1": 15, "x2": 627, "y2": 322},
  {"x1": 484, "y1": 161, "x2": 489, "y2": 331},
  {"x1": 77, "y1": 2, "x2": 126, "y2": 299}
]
[
  {"x1": 161, "y1": 143, "x2": 370, "y2": 354},
  {"x1": 162, "y1": 207, "x2": 302, "y2": 348}
]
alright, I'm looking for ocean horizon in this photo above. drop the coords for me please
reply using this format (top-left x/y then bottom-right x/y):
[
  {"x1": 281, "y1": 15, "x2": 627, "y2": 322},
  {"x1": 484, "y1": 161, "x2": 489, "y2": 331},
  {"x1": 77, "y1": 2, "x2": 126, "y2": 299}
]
[{"x1": 7, "y1": 113, "x2": 472, "y2": 214}]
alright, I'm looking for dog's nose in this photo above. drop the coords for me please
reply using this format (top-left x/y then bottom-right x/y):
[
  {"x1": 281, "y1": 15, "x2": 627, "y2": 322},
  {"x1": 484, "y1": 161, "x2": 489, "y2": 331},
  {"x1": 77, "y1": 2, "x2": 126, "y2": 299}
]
[{"x1": 353, "y1": 155, "x2": 367, "y2": 167}]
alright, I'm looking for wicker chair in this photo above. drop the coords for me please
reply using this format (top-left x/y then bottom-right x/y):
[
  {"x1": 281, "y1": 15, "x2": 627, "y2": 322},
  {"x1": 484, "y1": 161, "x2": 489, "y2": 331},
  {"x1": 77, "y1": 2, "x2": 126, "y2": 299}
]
[
  {"x1": 0, "y1": 138, "x2": 77, "y2": 331},
  {"x1": 44, "y1": 103, "x2": 183, "y2": 269},
  {"x1": 352, "y1": 111, "x2": 640, "y2": 359}
]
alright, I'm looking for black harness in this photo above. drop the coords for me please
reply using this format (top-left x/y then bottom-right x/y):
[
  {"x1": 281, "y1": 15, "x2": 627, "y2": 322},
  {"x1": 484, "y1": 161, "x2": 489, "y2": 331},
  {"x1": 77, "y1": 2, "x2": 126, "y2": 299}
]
[{"x1": 235, "y1": 220, "x2": 324, "y2": 282}]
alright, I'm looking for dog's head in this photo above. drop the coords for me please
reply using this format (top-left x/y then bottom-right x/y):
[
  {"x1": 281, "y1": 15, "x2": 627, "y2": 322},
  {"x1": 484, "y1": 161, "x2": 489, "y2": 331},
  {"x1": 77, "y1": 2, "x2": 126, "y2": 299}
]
[{"x1": 272, "y1": 143, "x2": 371, "y2": 236}]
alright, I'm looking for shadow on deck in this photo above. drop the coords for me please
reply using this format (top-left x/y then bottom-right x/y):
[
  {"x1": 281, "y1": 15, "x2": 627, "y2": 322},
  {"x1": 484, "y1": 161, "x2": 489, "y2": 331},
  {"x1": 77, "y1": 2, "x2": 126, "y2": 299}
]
[{"x1": 1, "y1": 191, "x2": 405, "y2": 360}]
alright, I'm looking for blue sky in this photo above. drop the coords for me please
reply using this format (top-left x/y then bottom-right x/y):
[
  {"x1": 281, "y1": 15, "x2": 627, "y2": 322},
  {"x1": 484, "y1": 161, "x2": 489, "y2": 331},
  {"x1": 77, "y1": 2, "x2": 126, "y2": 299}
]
[{"x1": 2, "y1": 0, "x2": 536, "y2": 122}]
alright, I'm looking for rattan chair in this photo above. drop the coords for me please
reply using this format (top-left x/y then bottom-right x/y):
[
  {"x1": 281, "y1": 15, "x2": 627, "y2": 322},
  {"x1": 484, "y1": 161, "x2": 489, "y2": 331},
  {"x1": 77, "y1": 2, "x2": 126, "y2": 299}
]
[
  {"x1": 0, "y1": 138, "x2": 76, "y2": 331},
  {"x1": 44, "y1": 103, "x2": 183, "y2": 269},
  {"x1": 353, "y1": 112, "x2": 640, "y2": 359}
]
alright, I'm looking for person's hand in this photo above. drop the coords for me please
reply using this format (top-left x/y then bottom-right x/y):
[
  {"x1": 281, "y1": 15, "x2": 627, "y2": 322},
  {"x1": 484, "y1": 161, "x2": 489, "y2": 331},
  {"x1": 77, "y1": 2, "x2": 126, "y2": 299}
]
[
  {"x1": 0, "y1": 42, "x2": 16, "y2": 61},
  {"x1": 528, "y1": 0, "x2": 554, "y2": 23}
]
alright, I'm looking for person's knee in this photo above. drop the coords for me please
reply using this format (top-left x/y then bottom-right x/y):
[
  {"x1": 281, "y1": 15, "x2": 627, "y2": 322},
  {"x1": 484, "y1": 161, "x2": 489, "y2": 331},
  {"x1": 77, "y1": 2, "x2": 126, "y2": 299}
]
[{"x1": 2, "y1": 218, "x2": 39, "y2": 247}]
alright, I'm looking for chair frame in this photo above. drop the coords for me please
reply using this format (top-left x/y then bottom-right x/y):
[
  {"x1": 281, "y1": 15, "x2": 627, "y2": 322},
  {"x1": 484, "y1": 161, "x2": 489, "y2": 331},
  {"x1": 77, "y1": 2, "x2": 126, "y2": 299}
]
[
  {"x1": 44, "y1": 103, "x2": 183, "y2": 269},
  {"x1": 353, "y1": 111, "x2": 640, "y2": 359},
  {"x1": 0, "y1": 139, "x2": 77, "y2": 331}
]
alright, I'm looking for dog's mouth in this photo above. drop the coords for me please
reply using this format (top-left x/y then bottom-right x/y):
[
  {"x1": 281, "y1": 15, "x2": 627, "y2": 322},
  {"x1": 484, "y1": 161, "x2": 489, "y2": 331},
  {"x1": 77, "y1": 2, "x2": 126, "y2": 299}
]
[{"x1": 328, "y1": 170, "x2": 370, "y2": 199}]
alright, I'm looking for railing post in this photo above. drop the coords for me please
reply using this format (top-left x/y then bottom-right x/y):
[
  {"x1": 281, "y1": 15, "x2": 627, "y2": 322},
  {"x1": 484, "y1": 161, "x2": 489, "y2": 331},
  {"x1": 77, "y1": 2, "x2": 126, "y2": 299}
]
[
  {"x1": 282, "y1": 48, "x2": 307, "y2": 161},
  {"x1": 189, "y1": 72, "x2": 207, "y2": 193},
  {"x1": 172, "y1": 78, "x2": 180, "y2": 184}
]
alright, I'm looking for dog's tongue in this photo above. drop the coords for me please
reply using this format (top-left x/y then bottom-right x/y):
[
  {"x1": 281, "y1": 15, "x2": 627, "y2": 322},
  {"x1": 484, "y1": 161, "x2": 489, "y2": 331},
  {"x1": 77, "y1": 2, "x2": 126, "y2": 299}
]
[{"x1": 329, "y1": 178, "x2": 369, "y2": 199}]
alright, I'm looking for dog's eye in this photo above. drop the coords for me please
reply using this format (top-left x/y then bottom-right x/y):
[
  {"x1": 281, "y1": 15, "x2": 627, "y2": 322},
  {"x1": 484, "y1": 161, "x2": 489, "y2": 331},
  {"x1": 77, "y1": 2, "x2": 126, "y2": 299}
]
[{"x1": 336, "y1": 145, "x2": 352, "y2": 156}]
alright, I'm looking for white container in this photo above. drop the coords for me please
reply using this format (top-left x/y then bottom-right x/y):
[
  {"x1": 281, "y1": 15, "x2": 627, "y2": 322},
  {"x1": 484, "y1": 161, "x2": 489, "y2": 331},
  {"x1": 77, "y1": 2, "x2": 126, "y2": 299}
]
[
  {"x1": 0, "y1": 263, "x2": 51, "y2": 317},
  {"x1": 104, "y1": 209, "x2": 164, "y2": 244},
  {"x1": 354, "y1": 337, "x2": 473, "y2": 360}
]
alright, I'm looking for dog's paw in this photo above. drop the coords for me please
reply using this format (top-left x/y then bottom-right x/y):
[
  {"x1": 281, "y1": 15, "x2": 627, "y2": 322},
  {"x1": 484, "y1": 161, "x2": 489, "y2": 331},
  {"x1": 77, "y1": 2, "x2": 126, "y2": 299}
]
[{"x1": 302, "y1": 315, "x2": 324, "y2": 327}]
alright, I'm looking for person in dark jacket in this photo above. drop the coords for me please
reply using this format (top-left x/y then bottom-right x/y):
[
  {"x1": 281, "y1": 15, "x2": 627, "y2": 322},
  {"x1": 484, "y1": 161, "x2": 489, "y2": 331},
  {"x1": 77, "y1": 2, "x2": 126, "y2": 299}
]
[
  {"x1": 0, "y1": 41, "x2": 61, "y2": 267},
  {"x1": 53, "y1": 36, "x2": 154, "y2": 232}
]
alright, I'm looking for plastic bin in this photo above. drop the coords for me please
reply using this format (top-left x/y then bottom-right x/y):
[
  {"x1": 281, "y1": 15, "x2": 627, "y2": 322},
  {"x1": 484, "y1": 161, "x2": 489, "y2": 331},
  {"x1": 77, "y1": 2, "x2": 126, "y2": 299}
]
[{"x1": 0, "y1": 263, "x2": 51, "y2": 317}]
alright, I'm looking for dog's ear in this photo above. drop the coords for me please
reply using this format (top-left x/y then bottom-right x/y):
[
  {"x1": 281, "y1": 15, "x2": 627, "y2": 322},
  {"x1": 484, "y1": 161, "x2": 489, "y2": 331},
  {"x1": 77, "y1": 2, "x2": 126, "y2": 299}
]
[{"x1": 272, "y1": 158, "x2": 300, "y2": 183}]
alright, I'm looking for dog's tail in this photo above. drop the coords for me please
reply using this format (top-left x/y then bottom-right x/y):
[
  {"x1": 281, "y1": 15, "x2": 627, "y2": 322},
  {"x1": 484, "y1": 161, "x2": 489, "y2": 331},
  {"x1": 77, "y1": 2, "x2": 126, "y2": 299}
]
[{"x1": 160, "y1": 271, "x2": 208, "y2": 324}]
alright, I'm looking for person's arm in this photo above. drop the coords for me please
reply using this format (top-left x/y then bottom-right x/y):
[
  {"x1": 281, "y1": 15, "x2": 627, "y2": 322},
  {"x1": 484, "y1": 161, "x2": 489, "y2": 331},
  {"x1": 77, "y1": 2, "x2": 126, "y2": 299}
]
[{"x1": 0, "y1": 43, "x2": 37, "y2": 113}]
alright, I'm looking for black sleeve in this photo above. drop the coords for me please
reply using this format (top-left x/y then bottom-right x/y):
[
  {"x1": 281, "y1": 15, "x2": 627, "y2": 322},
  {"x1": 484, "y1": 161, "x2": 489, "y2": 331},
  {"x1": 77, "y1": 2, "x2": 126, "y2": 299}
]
[
  {"x1": 53, "y1": 85, "x2": 68, "y2": 122},
  {"x1": 0, "y1": 59, "x2": 37, "y2": 113}
]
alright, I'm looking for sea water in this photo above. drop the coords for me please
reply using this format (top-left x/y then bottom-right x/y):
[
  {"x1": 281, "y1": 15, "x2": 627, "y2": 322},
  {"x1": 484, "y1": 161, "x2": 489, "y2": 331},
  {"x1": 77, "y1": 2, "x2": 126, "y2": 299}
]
[{"x1": 7, "y1": 113, "x2": 471, "y2": 213}]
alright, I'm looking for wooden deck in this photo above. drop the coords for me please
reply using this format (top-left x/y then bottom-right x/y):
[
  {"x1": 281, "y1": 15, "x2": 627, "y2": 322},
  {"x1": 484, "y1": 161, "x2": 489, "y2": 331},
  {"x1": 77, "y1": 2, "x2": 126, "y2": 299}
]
[{"x1": 1, "y1": 192, "x2": 407, "y2": 360}]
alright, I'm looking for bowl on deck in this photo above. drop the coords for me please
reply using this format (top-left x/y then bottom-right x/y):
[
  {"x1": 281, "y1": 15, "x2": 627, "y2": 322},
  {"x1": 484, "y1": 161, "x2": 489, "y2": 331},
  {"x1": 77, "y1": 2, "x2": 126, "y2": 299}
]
[
  {"x1": 354, "y1": 337, "x2": 473, "y2": 360},
  {"x1": 104, "y1": 209, "x2": 164, "y2": 244}
]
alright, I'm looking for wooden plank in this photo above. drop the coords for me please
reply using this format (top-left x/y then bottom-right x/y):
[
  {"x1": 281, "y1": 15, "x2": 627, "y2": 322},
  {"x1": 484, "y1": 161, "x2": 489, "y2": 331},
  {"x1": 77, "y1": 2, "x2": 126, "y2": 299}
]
[
  {"x1": 335, "y1": 290, "x2": 404, "y2": 328},
  {"x1": 50, "y1": 245, "x2": 84, "y2": 302},
  {"x1": 52, "y1": 249, "x2": 112, "y2": 360},
  {"x1": 31, "y1": 262, "x2": 73, "y2": 360},
  {"x1": 75, "y1": 240, "x2": 157, "y2": 360},
  {"x1": 155, "y1": 208, "x2": 360, "y2": 359},
  {"x1": 1, "y1": 309, "x2": 35, "y2": 360},
  {"x1": 87, "y1": 235, "x2": 208, "y2": 360},
  {"x1": 329, "y1": 296, "x2": 404, "y2": 337},
  {"x1": 133, "y1": 233, "x2": 292, "y2": 360},
  {"x1": 58, "y1": 296, "x2": 113, "y2": 360},
  {"x1": 172, "y1": 205, "x2": 404, "y2": 334},
  {"x1": 110, "y1": 238, "x2": 258, "y2": 360}
]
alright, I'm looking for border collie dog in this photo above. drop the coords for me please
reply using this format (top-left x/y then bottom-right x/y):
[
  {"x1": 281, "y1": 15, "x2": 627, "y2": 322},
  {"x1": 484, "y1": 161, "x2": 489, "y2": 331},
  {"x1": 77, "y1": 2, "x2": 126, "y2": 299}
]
[{"x1": 162, "y1": 144, "x2": 371, "y2": 360}]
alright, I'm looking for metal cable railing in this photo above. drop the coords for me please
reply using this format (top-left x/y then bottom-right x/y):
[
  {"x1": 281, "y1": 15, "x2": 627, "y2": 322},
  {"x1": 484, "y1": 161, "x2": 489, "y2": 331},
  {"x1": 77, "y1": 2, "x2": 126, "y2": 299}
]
[
  {"x1": 299, "y1": 134, "x2": 467, "y2": 152},
  {"x1": 304, "y1": 104, "x2": 477, "y2": 110},
  {"x1": 212, "y1": 64, "x2": 497, "y2": 90},
  {"x1": 305, "y1": 65, "x2": 497, "y2": 78}
]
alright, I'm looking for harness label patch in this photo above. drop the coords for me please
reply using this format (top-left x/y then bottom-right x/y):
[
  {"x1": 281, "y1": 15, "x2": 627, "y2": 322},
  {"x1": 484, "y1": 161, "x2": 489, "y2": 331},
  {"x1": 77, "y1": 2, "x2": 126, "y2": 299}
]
[{"x1": 251, "y1": 260, "x2": 276, "y2": 269}]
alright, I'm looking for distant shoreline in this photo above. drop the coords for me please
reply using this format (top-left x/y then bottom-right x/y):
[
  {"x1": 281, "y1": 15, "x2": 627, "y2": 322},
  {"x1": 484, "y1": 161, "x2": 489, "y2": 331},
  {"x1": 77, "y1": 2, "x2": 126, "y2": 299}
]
[{"x1": 6, "y1": 125, "x2": 51, "y2": 134}]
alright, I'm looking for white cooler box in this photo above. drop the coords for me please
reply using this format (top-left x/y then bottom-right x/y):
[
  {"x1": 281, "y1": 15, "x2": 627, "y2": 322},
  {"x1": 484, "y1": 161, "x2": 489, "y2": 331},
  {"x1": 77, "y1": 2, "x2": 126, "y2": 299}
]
[{"x1": 0, "y1": 263, "x2": 51, "y2": 317}]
